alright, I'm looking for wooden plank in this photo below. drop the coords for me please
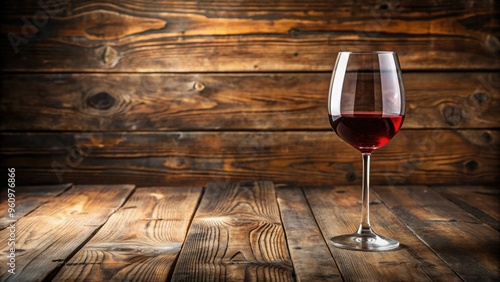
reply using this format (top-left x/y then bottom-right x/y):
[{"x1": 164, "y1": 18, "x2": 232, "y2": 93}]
[
  {"x1": 304, "y1": 186, "x2": 461, "y2": 281},
  {"x1": 0, "y1": 183, "x2": 72, "y2": 229},
  {"x1": 275, "y1": 185, "x2": 342, "y2": 281},
  {"x1": 375, "y1": 186, "x2": 500, "y2": 281},
  {"x1": 0, "y1": 130, "x2": 498, "y2": 186},
  {"x1": 53, "y1": 186, "x2": 203, "y2": 281},
  {"x1": 0, "y1": 1, "x2": 497, "y2": 71},
  {"x1": 3, "y1": 0, "x2": 496, "y2": 18},
  {"x1": 434, "y1": 186, "x2": 500, "y2": 232},
  {"x1": 0, "y1": 184, "x2": 135, "y2": 282},
  {"x1": 0, "y1": 72, "x2": 498, "y2": 131},
  {"x1": 170, "y1": 181, "x2": 293, "y2": 281}
]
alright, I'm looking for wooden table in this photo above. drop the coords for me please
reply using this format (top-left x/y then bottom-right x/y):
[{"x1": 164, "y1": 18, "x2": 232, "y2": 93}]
[{"x1": 1, "y1": 181, "x2": 498, "y2": 281}]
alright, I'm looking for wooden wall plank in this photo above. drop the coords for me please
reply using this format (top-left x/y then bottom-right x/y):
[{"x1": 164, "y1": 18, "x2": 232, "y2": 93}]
[
  {"x1": 0, "y1": 1, "x2": 497, "y2": 71},
  {"x1": 53, "y1": 186, "x2": 202, "y2": 282},
  {"x1": 303, "y1": 186, "x2": 460, "y2": 281},
  {"x1": 434, "y1": 186, "x2": 500, "y2": 232},
  {"x1": 0, "y1": 184, "x2": 135, "y2": 282},
  {"x1": 375, "y1": 186, "x2": 500, "y2": 281},
  {"x1": 0, "y1": 183, "x2": 72, "y2": 229},
  {"x1": 0, "y1": 130, "x2": 498, "y2": 186},
  {"x1": 276, "y1": 185, "x2": 342, "y2": 281},
  {"x1": 1, "y1": 72, "x2": 498, "y2": 131},
  {"x1": 0, "y1": 1, "x2": 497, "y2": 188},
  {"x1": 170, "y1": 181, "x2": 293, "y2": 281},
  {"x1": 3, "y1": 0, "x2": 496, "y2": 17}
]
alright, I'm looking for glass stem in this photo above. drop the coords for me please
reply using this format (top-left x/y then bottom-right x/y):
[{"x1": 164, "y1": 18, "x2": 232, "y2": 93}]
[{"x1": 358, "y1": 153, "x2": 373, "y2": 235}]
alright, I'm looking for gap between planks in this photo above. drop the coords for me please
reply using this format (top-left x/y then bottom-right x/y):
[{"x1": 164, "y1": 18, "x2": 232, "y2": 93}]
[{"x1": 52, "y1": 185, "x2": 204, "y2": 281}]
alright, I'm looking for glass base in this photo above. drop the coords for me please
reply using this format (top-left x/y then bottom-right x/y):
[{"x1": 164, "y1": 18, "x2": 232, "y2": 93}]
[{"x1": 331, "y1": 230, "x2": 399, "y2": 251}]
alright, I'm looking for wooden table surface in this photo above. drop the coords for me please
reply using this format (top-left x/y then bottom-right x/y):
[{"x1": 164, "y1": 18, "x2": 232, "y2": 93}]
[{"x1": 1, "y1": 181, "x2": 498, "y2": 281}]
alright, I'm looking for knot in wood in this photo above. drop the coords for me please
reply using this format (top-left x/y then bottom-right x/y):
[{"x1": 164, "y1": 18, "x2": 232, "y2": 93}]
[
  {"x1": 485, "y1": 34, "x2": 499, "y2": 53},
  {"x1": 100, "y1": 45, "x2": 119, "y2": 66},
  {"x1": 465, "y1": 160, "x2": 478, "y2": 172},
  {"x1": 193, "y1": 81, "x2": 205, "y2": 92},
  {"x1": 442, "y1": 105, "x2": 464, "y2": 126},
  {"x1": 288, "y1": 28, "x2": 300, "y2": 38},
  {"x1": 481, "y1": 131, "x2": 492, "y2": 145},
  {"x1": 87, "y1": 92, "x2": 116, "y2": 110},
  {"x1": 472, "y1": 92, "x2": 489, "y2": 105},
  {"x1": 345, "y1": 172, "x2": 356, "y2": 182},
  {"x1": 379, "y1": 3, "x2": 389, "y2": 11}
]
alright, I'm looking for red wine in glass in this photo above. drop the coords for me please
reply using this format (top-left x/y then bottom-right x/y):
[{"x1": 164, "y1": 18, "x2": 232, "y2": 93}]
[
  {"x1": 328, "y1": 51, "x2": 406, "y2": 251},
  {"x1": 329, "y1": 112, "x2": 404, "y2": 153}
]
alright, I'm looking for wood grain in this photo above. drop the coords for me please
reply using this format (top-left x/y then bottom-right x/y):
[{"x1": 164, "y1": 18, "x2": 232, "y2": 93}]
[
  {"x1": 0, "y1": 183, "x2": 71, "y2": 229},
  {"x1": 304, "y1": 185, "x2": 461, "y2": 281},
  {"x1": 0, "y1": 184, "x2": 135, "y2": 282},
  {"x1": 0, "y1": 1, "x2": 498, "y2": 71},
  {"x1": 434, "y1": 186, "x2": 500, "y2": 232},
  {"x1": 1, "y1": 183, "x2": 496, "y2": 281},
  {"x1": 53, "y1": 186, "x2": 202, "y2": 281},
  {"x1": 375, "y1": 186, "x2": 500, "y2": 281},
  {"x1": 170, "y1": 181, "x2": 293, "y2": 281},
  {"x1": 1, "y1": 0, "x2": 498, "y2": 189},
  {"x1": 0, "y1": 130, "x2": 498, "y2": 186},
  {"x1": 276, "y1": 185, "x2": 342, "y2": 281},
  {"x1": 0, "y1": 72, "x2": 498, "y2": 131}
]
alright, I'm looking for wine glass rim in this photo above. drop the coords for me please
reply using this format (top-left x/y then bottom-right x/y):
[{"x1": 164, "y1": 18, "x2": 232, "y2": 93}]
[{"x1": 339, "y1": 51, "x2": 397, "y2": 55}]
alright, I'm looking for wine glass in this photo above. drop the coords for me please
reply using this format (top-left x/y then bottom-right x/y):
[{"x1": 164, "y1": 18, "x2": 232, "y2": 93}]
[{"x1": 327, "y1": 51, "x2": 405, "y2": 251}]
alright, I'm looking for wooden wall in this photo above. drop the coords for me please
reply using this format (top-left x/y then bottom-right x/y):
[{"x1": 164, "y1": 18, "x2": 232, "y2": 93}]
[{"x1": 1, "y1": 0, "x2": 499, "y2": 187}]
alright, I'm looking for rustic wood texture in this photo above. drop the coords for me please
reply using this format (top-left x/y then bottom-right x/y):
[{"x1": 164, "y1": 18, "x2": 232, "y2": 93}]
[
  {"x1": 275, "y1": 185, "x2": 342, "y2": 281},
  {"x1": 170, "y1": 181, "x2": 293, "y2": 281},
  {"x1": 0, "y1": 184, "x2": 135, "y2": 282},
  {"x1": 304, "y1": 185, "x2": 461, "y2": 281},
  {"x1": 0, "y1": 72, "x2": 498, "y2": 131},
  {"x1": 1, "y1": 129, "x2": 498, "y2": 186},
  {"x1": 435, "y1": 186, "x2": 500, "y2": 232},
  {"x1": 375, "y1": 186, "x2": 500, "y2": 281},
  {"x1": 0, "y1": 1, "x2": 498, "y2": 71},
  {"x1": 53, "y1": 186, "x2": 202, "y2": 282},
  {"x1": 0, "y1": 0, "x2": 498, "y2": 187},
  {"x1": 1, "y1": 182, "x2": 498, "y2": 281},
  {"x1": 0, "y1": 183, "x2": 71, "y2": 229}
]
